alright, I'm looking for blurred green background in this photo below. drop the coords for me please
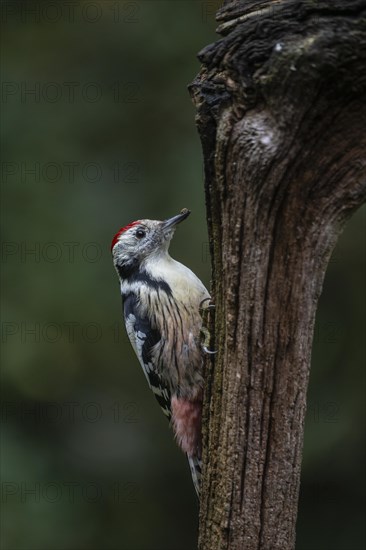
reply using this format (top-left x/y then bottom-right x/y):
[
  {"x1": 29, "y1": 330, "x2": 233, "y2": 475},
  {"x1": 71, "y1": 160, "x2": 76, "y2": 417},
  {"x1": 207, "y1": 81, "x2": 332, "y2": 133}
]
[{"x1": 1, "y1": 1, "x2": 364, "y2": 549}]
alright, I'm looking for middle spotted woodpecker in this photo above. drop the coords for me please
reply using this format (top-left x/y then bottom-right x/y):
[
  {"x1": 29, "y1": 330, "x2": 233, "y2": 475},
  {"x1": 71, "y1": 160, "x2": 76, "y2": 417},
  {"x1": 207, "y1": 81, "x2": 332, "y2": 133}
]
[{"x1": 111, "y1": 209, "x2": 211, "y2": 496}]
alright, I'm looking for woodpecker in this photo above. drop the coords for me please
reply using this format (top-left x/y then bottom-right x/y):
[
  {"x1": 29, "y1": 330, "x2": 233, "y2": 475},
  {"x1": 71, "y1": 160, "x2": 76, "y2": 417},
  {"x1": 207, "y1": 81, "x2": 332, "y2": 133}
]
[{"x1": 111, "y1": 209, "x2": 210, "y2": 496}]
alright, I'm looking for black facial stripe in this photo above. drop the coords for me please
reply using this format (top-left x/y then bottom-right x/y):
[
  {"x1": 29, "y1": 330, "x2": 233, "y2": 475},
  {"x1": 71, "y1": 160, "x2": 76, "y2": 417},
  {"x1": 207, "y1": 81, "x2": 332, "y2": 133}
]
[
  {"x1": 130, "y1": 270, "x2": 173, "y2": 296},
  {"x1": 117, "y1": 259, "x2": 172, "y2": 296},
  {"x1": 116, "y1": 257, "x2": 139, "y2": 279}
]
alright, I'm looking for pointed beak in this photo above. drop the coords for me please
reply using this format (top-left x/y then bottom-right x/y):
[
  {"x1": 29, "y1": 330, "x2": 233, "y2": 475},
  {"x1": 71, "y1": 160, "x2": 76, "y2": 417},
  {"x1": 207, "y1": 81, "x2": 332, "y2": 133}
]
[{"x1": 162, "y1": 208, "x2": 191, "y2": 230}]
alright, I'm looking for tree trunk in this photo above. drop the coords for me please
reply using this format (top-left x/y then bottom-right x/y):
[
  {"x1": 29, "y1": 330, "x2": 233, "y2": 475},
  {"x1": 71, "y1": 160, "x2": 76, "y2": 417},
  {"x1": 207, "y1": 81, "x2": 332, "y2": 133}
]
[{"x1": 189, "y1": 1, "x2": 366, "y2": 548}]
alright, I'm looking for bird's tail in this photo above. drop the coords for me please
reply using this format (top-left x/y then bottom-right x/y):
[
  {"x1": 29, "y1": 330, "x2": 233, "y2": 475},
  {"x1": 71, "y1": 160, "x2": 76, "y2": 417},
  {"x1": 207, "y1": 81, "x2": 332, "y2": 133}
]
[{"x1": 187, "y1": 454, "x2": 202, "y2": 498}]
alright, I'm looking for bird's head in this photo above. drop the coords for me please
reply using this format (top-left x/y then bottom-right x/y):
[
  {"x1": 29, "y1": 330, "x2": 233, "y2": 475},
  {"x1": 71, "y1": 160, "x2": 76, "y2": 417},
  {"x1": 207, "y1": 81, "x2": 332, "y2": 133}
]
[{"x1": 111, "y1": 209, "x2": 191, "y2": 278}]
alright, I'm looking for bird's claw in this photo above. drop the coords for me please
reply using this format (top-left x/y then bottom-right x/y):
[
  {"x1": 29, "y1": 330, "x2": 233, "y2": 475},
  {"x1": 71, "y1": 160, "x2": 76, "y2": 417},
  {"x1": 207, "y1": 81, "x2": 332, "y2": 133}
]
[
  {"x1": 199, "y1": 298, "x2": 215, "y2": 312},
  {"x1": 203, "y1": 346, "x2": 218, "y2": 355},
  {"x1": 200, "y1": 326, "x2": 216, "y2": 356}
]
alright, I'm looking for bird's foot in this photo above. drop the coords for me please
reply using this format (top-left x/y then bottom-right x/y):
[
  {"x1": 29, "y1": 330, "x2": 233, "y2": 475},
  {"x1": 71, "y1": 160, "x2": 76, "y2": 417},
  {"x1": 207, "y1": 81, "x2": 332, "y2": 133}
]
[{"x1": 199, "y1": 300, "x2": 217, "y2": 355}]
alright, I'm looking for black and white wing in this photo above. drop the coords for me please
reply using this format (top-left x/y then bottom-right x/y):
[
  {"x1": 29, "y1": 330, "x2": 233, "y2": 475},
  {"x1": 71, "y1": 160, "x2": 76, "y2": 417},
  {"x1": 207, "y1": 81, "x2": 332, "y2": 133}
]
[{"x1": 122, "y1": 292, "x2": 171, "y2": 420}]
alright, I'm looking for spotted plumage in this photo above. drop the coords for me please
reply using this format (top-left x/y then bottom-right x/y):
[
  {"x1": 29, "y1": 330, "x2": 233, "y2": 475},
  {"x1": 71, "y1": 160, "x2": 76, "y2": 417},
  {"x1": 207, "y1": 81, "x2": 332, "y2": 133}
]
[
  {"x1": 123, "y1": 291, "x2": 171, "y2": 418},
  {"x1": 111, "y1": 210, "x2": 210, "y2": 496}
]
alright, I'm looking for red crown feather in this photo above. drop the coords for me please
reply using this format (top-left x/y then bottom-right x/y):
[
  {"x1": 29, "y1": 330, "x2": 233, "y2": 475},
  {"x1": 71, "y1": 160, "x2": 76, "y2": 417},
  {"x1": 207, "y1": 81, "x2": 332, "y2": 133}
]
[{"x1": 110, "y1": 221, "x2": 140, "y2": 251}]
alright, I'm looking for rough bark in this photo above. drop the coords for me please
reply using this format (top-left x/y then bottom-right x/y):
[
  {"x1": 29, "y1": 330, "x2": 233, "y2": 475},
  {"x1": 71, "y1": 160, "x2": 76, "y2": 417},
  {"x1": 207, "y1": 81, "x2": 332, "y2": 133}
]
[{"x1": 189, "y1": 1, "x2": 366, "y2": 548}]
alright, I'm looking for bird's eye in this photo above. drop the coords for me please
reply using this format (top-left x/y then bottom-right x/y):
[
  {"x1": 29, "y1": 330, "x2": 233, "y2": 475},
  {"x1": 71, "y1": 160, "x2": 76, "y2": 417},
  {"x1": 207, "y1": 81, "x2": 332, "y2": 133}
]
[{"x1": 135, "y1": 228, "x2": 146, "y2": 239}]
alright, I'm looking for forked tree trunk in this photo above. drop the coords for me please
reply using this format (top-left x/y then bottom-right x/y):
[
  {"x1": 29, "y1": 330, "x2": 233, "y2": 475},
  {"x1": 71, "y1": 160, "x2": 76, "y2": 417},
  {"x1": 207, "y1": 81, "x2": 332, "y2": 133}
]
[{"x1": 189, "y1": 1, "x2": 366, "y2": 548}]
